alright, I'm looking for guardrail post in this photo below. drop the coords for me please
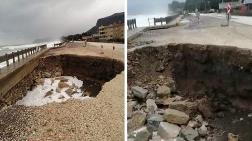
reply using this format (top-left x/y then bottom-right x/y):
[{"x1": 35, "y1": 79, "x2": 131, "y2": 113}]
[
  {"x1": 5, "y1": 54, "x2": 9, "y2": 66},
  {"x1": 12, "y1": 52, "x2": 15, "y2": 63},
  {"x1": 22, "y1": 50, "x2": 24, "y2": 59},
  {"x1": 25, "y1": 49, "x2": 28, "y2": 57},
  {"x1": 17, "y1": 51, "x2": 20, "y2": 62}
]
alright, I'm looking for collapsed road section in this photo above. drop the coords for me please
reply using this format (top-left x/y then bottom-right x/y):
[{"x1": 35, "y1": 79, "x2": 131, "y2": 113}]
[
  {"x1": 127, "y1": 43, "x2": 252, "y2": 141},
  {"x1": 0, "y1": 42, "x2": 124, "y2": 140}
]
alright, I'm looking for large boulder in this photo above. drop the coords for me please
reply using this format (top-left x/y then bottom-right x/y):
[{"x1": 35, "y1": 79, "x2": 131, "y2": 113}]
[
  {"x1": 157, "y1": 86, "x2": 171, "y2": 97},
  {"x1": 132, "y1": 86, "x2": 148, "y2": 99},
  {"x1": 163, "y1": 109, "x2": 189, "y2": 125},
  {"x1": 128, "y1": 111, "x2": 147, "y2": 132},
  {"x1": 157, "y1": 122, "x2": 181, "y2": 139},
  {"x1": 135, "y1": 127, "x2": 151, "y2": 141}
]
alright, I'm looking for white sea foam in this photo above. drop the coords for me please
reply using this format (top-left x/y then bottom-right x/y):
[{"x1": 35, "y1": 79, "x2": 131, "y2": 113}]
[{"x1": 16, "y1": 76, "x2": 91, "y2": 107}]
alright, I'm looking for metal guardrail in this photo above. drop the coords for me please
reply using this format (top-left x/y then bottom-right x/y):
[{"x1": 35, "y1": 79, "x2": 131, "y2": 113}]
[
  {"x1": 0, "y1": 44, "x2": 47, "y2": 70},
  {"x1": 53, "y1": 42, "x2": 64, "y2": 47},
  {"x1": 0, "y1": 42, "x2": 66, "y2": 73}
]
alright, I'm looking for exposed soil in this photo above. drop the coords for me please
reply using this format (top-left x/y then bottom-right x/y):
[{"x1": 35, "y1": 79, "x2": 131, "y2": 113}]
[
  {"x1": 1, "y1": 54, "x2": 124, "y2": 108},
  {"x1": 0, "y1": 42, "x2": 125, "y2": 141},
  {"x1": 128, "y1": 43, "x2": 252, "y2": 140}
]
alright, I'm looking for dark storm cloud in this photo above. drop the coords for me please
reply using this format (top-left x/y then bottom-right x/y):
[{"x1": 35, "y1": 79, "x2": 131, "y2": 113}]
[
  {"x1": 128, "y1": 0, "x2": 185, "y2": 15},
  {"x1": 0, "y1": 0, "x2": 124, "y2": 45}
]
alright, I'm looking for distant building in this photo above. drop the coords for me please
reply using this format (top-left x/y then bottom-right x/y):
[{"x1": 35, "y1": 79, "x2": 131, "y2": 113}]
[
  {"x1": 243, "y1": 0, "x2": 252, "y2": 10},
  {"x1": 98, "y1": 23, "x2": 124, "y2": 41},
  {"x1": 219, "y1": 0, "x2": 242, "y2": 10}
]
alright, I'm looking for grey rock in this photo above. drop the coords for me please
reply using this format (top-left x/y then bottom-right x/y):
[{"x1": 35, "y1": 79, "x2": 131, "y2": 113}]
[
  {"x1": 146, "y1": 99, "x2": 158, "y2": 114},
  {"x1": 146, "y1": 92, "x2": 156, "y2": 99},
  {"x1": 128, "y1": 111, "x2": 147, "y2": 132},
  {"x1": 157, "y1": 86, "x2": 171, "y2": 97},
  {"x1": 198, "y1": 124, "x2": 208, "y2": 137},
  {"x1": 151, "y1": 132, "x2": 162, "y2": 141},
  {"x1": 187, "y1": 120, "x2": 200, "y2": 128},
  {"x1": 128, "y1": 101, "x2": 137, "y2": 118},
  {"x1": 181, "y1": 126, "x2": 199, "y2": 141},
  {"x1": 132, "y1": 86, "x2": 148, "y2": 99},
  {"x1": 168, "y1": 101, "x2": 198, "y2": 114},
  {"x1": 157, "y1": 122, "x2": 181, "y2": 139},
  {"x1": 163, "y1": 109, "x2": 189, "y2": 125},
  {"x1": 195, "y1": 115, "x2": 204, "y2": 123},
  {"x1": 147, "y1": 114, "x2": 164, "y2": 131},
  {"x1": 135, "y1": 127, "x2": 151, "y2": 141}
]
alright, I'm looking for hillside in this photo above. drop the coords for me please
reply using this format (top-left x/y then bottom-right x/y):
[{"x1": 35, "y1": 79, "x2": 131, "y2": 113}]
[{"x1": 85, "y1": 12, "x2": 124, "y2": 36}]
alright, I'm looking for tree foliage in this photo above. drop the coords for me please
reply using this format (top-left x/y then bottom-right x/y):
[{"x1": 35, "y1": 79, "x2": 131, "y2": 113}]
[{"x1": 169, "y1": 1, "x2": 185, "y2": 12}]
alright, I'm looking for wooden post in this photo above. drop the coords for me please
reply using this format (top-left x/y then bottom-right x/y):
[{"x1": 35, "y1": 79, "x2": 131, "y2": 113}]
[
  {"x1": 5, "y1": 54, "x2": 9, "y2": 66},
  {"x1": 12, "y1": 52, "x2": 15, "y2": 63},
  {"x1": 17, "y1": 51, "x2": 20, "y2": 62}
]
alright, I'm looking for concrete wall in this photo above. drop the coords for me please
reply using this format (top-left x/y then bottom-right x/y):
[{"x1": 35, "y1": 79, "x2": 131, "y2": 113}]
[{"x1": 0, "y1": 50, "x2": 48, "y2": 107}]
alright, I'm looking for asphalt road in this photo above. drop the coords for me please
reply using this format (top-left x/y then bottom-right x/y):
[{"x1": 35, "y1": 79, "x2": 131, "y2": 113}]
[{"x1": 130, "y1": 14, "x2": 252, "y2": 50}]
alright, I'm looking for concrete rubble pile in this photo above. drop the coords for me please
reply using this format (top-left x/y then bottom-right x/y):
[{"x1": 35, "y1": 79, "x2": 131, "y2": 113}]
[{"x1": 127, "y1": 82, "x2": 219, "y2": 141}]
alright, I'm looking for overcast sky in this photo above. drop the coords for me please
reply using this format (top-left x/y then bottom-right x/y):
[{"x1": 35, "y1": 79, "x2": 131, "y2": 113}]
[
  {"x1": 0, "y1": 0, "x2": 124, "y2": 46},
  {"x1": 128, "y1": 0, "x2": 185, "y2": 15}
]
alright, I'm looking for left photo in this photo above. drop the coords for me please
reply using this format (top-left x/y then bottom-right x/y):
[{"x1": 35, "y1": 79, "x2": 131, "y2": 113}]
[{"x1": 0, "y1": 1, "x2": 125, "y2": 140}]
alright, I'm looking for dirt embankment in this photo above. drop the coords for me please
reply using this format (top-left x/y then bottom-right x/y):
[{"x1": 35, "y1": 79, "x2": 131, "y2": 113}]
[
  {"x1": 128, "y1": 43, "x2": 252, "y2": 141},
  {"x1": 129, "y1": 44, "x2": 252, "y2": 108}
]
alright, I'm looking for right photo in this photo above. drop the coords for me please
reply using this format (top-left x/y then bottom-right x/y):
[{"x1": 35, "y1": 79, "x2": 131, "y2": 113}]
[{"x1": 127, "y1": 0, "x2": 252, "y2": 141}]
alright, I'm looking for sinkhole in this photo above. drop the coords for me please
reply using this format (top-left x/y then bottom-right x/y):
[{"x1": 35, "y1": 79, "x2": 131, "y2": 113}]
[{"x1": 3, "y1": 54, "x2": 124, "y2": 107}]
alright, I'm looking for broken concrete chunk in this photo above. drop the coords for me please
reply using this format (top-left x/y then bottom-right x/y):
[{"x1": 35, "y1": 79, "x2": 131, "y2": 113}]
[
  {"x1": 132, "y1": 86, "x2": 148, "y2": 99},
  {"x1": 146, "y1": 99, "x2": 158, "y2": 114},
  {"x1": 128, "y1": 101, "x2": 137, "y2": 118},
  {"x1": 181, "y1": 126, "x2": 199, "y2": 141},
  {"x1": 198, "y1": 124, "x2": 208, "y2": 137},
  {"x1": 157, "y1": 122, "x2": 181, "y2": 139},
  {"x1": 163, "y1": 109, "x2": 189, "y2": 125},
  {"x1": 135, "y1": 127, "x2": 151, "y2": 141},
  {"x1": 157, "y1": 85, "x2": 171, "y2": 97},
  {"x1": 187, "y1": 120, "x2": 200, "y2": 128},
  {"x1": 147, "y1": 114, "x2": 164, "y2": 131},
  {"x1": 168, "y1": 101, "x2": 198, "y2": 114},
  {"x1": 128, "y1": 111, "x2": 147, "y2": 132}
]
